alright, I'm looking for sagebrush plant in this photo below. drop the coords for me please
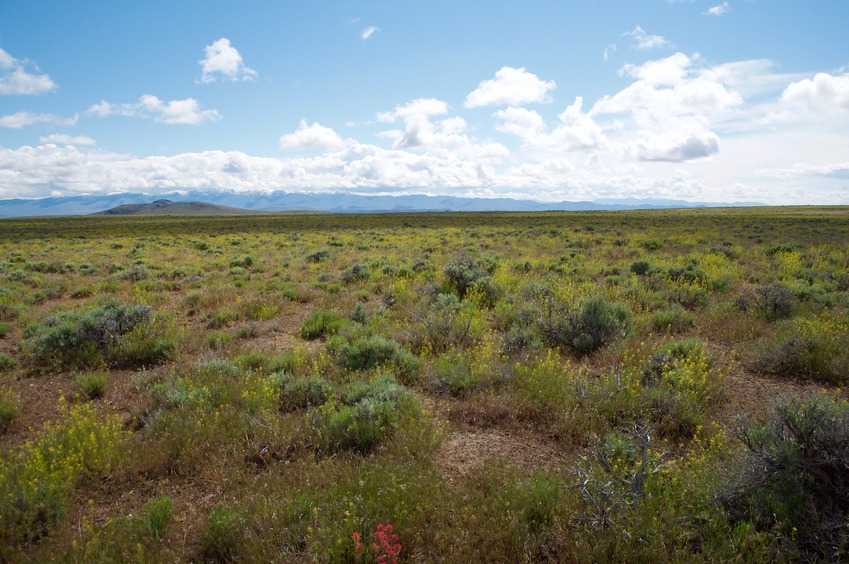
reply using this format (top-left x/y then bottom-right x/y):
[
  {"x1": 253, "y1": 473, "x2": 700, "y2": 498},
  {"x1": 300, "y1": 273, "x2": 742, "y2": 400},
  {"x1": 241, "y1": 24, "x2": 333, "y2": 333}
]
[{"x1": 731, "y1": 393, "x2": 849, "y2": 559}]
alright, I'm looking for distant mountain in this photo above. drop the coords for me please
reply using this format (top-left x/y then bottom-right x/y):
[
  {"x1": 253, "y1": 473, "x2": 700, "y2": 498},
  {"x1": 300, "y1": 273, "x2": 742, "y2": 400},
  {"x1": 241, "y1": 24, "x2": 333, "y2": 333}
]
[
  {"x1": 93, "y1": 199, "x2": 258, "y2": 216},
  {"x1": 0, "y1": 190, "x2": 766, "y2": 218}
]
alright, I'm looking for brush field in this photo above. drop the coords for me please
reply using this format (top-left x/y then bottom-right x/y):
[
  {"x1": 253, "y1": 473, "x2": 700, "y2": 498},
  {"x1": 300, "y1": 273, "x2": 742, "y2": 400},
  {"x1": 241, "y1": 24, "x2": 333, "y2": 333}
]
[{"x1": 1, "y1": 207, "x2": 849, "y2": 562}]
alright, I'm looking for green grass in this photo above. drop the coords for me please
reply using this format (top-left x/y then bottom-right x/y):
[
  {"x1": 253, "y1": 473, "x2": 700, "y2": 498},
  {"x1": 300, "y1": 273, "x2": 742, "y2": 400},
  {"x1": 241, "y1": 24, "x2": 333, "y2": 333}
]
[{"x1": 0, "y1": 207, "x2": 847, "y2": 561}]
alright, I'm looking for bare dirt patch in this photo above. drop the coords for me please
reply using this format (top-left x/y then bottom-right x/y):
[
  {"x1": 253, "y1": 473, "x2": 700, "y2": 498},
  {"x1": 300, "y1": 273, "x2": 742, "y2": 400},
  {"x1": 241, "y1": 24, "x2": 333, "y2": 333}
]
[{"x1": 434, "y1": 428, "x2": 570, "y2": 485}]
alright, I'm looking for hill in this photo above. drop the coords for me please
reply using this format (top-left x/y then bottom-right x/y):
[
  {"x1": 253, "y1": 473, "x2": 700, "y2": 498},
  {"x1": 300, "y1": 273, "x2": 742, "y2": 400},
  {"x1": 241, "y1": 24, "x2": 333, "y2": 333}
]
[{"x1": 93, "y1": 199, "x2": 259, "y2": 216}]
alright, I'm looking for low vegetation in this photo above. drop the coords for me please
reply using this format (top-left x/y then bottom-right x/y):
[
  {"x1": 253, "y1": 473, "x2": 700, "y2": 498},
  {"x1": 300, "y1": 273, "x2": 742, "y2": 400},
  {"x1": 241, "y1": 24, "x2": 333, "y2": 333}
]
[{"x1": 0, "y1": 207, "x2": 847, "y2": 560}]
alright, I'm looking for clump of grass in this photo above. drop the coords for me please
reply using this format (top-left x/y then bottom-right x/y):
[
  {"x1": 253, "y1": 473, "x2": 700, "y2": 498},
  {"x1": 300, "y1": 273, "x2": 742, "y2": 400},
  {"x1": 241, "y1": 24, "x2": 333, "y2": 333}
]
[
  {"x1": 75, "y1": 372, "x2": 107, "y2": 399},
  {"x1": 299, "y1": 310, "x2": 349, "y2": 340},
  {"x1": 650, "y1": 305, "x2": 695, "y2": 334},
  {"x1": 0, "y1": 386, "x2": 19, "y2": 433},
  {"x1": 748, "y1": 315, "x2": 849, "y2": 384},
  {"x1": 141, "y1": 494, "x2": 173, "y2": 541},
  {"x1": 201, "y1": 507, "x2": 247, "y2": 562}
]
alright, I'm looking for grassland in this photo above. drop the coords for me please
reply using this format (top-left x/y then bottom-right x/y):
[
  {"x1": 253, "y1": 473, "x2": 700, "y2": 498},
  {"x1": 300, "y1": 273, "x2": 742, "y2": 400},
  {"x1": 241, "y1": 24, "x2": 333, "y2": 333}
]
[{"x1": 1, "y1": 207, "x2": 848, "y2": 561}]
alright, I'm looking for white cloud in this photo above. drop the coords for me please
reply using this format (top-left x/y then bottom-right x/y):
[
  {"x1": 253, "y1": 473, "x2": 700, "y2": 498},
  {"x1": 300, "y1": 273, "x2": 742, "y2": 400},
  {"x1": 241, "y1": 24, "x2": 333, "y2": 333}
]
[
  {"x1": 495, "y1": 97, "x2": 607, "y2": 152},
  {"x1": 39, "y1": 134, "x2": 96, "y2": 146},
  {"x1": 464, "y1": 66, "x2": 556, "y2": 108},
  {"x1": 0, "y1": 111, "x2": 77, "y2": 129},
  {"x1": 3, "y1": 51, "x2": 848, "y2": 206},
  {"x1": 704, "y1": 2, "x2": 731, "y2": 16},
  {"x1": 376, "y1": 98, "x2": 509, "y2": 159},
  {"x1": 625, "y1": 26, "x2": 671, "y2": 50},
  {"x1": 280, "y1": 120, "x2": 349, "y2": 150},
  {"x1": 763, "y1": 162, "x2": 849, "y2": 179},
  {"x1": 0, "y1": 47, "x2": 57, "y2": 95},
  {"x1": 781, "y1": 72, "x2": 849, "y2": 112},
  {"x1": 603, "y1": 43, "x2": 617, "y2": 63},
  {"x1": 86, "y1": 95, "x2": 221, "y2": 125},
  {"x1": 636, "y1": 124, "x2": 720, "y2": 162},
  {"x1": 199, "y1": 38, "x2": 257, "y2": 83},
  {"x1": 361, "y1": 26, "x2": 379, "y2": 40}
]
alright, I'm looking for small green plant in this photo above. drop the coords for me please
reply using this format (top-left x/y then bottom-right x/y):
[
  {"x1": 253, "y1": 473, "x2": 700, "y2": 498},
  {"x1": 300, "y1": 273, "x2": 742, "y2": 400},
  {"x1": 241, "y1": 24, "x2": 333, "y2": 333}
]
[
  {"x1": 650, "y1": 306, "x2": 695, "y2": 334},
  {"x1": 299, "y1": 310, "x2": 347, "y2": 340},
  {"x1": 141, "y1": 494, "x2": 173, "y2": 540},
  {"x1": 279, "y1": 376, "x2": 334, "y2": 411},
  {"x1": 201, "y1": 507, "x2": 247, "y2": 562},
  {"x1": 0, "y1": 352, "x2": 17, "y2": 371},
  {"x1": 0, "y1": 386, "x2": 19, "y2": 433},
  {"x1": 338, "y1": 335, "x2": 420, "y2": 382},
  {"x1": 75, "y1": 372, "x2": 107, "y2": 399}
]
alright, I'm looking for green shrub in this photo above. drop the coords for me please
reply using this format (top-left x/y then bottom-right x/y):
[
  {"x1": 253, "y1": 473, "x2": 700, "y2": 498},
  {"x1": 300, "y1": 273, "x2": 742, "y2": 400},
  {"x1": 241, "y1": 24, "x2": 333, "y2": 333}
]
[
  {"x1": 280, "y1": 376, "x2": 334, "y2": 411},
  {"x1": 307, "y1": 374, "x2": 420, "y2": 453},
  {"x1": 443, "y1": 252, "x2": 495, "y2": 299},
  {"x1": 22, "y1": 300, "x2": 175, "y2": 369},
  {"x1": 0, "y1": 352, "x2": 17, "y2": 371},
  {"x1": 731, "y1": 393, "x2": 849, "y2": 559},
  {"x1": 431, "y1": 351, "x2": 475, "y2": 397},
  {"x1": 306, "y1": 249, "x2": 332, "y2": 263},
  {"x1": 570, "y1": 295, "x2": 629, "y2": 355},
  {"x1": 75, "y1": 372, "x2": 107, "y2": 400},
  {"x1": 299, "y1": 310, "x2": 347, "y2": 340},
  {"x1": 0, "y1": 322, "x2": 10, "y2": 338},
  {"x1": 650, "y1": 306, "x2": 695, "y2": 333},
  {"x1": 338, "y1": 335, "x2": 420, "y2": 382},
  {"x1": 752, "y1": 283, "x2": 795, "y2": 321},
  {"x1": 341, "y1": 264, "x2": 371, "y2": 284}
]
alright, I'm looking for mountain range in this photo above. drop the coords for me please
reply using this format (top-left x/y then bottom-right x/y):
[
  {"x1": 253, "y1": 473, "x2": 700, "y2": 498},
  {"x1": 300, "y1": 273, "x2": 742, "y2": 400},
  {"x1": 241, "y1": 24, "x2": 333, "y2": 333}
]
[{"x1": 0, "y1": 190, "x2": 765, "y2": 218}]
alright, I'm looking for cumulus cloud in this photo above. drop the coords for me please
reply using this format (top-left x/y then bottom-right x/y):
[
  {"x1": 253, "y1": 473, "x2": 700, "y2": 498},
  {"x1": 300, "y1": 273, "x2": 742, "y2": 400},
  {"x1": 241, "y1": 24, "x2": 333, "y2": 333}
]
[
  {"x1": 781, "y1": 72, "x2": 849, "y2": 112},
  {"x1": 625, "y1": 26, "x2": 671, "y2": 50},
  {"x1": 637, "y1": 126, "x2": 720, "y2": 162},
  {"x1": 590, "y1": 53, "x2": 744, "y2": 162},
  {"x1": 279, "y1": 120, "x2": 349, "y2": 150},
  {"x1": 0, "y1": 47, "x2": 57, "y2": 95},
  {"x1": 704, "y1": 2, "x2": 731, "y2": 16},
  {"x1": 199, "y1": 38, "x2": 257, "y2": 83},
  {"x1": 603, "y1": 43, "x2": 617, "y2": 63},
  {"x1": 376, "y1": 98, "x2": 509, "y2": 159},
  {"x1": 0, "y1": 111, "x2": 77, "y2": 129},
  {"x1": 495, "y1": 97, "x2": 607, "y2": 152},
  {"x1": 86, "y1": 95, "x2": 221, "y2": 125},
  {"x1": 39, "y1": 134, "x2": 96, "y2": 146},
  {"x1": 464, "y1": 67, "x2": 556, "y2": 108},
  {"x1": 361, "y1": 26, "x2": 379, "y2": 40}
]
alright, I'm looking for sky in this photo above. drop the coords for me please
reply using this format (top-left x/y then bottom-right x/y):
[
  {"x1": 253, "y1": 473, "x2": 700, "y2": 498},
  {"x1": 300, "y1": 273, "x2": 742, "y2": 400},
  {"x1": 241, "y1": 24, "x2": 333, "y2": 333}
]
[{"x1": 1, "y1": 0, "x2": 848, "y2": 205}]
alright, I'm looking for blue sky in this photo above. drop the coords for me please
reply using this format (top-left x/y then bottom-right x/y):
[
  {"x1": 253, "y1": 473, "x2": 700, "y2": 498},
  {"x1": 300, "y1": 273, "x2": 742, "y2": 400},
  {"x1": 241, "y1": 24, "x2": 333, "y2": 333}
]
[{"x1": 1, "y1": 0, "x2": 848, "y2": 204}]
